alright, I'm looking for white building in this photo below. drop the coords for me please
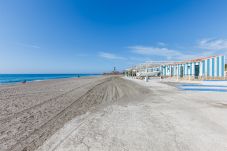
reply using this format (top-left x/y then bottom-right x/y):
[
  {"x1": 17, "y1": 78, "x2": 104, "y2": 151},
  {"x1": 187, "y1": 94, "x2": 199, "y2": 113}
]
[
  {"x1": 161, "y1": 55, "x2": 225, "y2": 80},
  {"x1": 126, "y1": 55, "x2": 226, "y2": 80}
]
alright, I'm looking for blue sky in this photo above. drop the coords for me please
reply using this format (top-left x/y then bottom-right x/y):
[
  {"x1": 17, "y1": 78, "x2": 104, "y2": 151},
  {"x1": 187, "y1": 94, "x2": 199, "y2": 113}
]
[{"x1": 1, "y1": 0, "x2": 227, "y2": 73}]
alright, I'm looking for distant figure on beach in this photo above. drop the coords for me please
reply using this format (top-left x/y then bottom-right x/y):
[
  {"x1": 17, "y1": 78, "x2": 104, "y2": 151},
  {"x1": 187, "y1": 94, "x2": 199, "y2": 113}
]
[
  {"x1": 77, "y1": 74, "x2": 80, "y2": 78},
  {"x1": 22, "y1": 80, "x2": 27, "y2": 84}
]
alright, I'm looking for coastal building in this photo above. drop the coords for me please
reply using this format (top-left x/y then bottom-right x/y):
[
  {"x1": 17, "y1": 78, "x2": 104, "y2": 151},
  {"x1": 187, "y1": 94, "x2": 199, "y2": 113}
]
[{"x1": 125, "y1": 55, "x2": 226, "y2": 80}]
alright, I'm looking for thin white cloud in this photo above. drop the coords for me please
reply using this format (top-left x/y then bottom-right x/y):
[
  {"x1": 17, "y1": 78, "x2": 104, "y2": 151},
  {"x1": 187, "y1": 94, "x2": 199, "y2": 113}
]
[
  {"x1": 17, "y1": 42, "x2": 40, "y2": 49},
  {"x1": 129, "y1": 45, "x2": 183, "y2": 60},
  {"x1": 128, "y1": 45, "x2": 204, "y2": 61},
  {"x1": 197, "y1": 38, "x2": 227, "y2": 50},
  {"x1": 157, "y1": 42, "x2": 166, "y2": 46},
  {"x1": 127, "y1": 39, "x2": 227, "y2": 63},
  {"x1": 99, "y1": 52, "x2": 126, "y2": 60},
  {"x1": 75, "y1": 54, "x2": 88, "y2": 57}
]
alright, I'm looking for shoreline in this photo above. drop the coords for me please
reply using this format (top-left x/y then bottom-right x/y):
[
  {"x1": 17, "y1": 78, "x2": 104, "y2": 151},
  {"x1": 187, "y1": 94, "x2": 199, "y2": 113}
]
[
  {"x1": 1, "y1": 75, "x2": 144, "y2": 151},
  {"x1": 0, "y1": 74, "x2": 102, "y2": 86},
  {"x1": 0, "y1": 75, "x2": 108, "y2": 151},
  {"x1": 2, "y1": 76, "x2": 227, "y2": 151}
]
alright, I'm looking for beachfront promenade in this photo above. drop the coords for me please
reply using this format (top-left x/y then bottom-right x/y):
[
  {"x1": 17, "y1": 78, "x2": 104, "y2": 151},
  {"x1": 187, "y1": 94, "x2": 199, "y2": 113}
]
[{"x1": 1, "y1": 76, "x2": 227, "y2": 151}]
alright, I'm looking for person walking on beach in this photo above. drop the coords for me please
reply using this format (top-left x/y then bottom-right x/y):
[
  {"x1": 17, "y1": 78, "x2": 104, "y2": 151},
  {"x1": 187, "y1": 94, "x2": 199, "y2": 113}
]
[{"x1": 22, "y1": 80, "x2": 27, "y2": 84}]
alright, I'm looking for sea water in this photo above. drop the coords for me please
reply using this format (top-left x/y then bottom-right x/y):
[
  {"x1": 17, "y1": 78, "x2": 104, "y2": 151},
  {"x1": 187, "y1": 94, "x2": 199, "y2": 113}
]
[{"x1": 0, "y1": 74, "x2": 100, "y2": 84}]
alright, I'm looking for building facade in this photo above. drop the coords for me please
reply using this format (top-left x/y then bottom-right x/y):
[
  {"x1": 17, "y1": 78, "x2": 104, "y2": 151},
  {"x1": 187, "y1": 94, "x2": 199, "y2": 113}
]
[
  {"x1": 126, "y1": 55, "x2": 226, "y2": 80},
  {"x1": 161, "y1": 55, "x2": 225, "y2": 80}
]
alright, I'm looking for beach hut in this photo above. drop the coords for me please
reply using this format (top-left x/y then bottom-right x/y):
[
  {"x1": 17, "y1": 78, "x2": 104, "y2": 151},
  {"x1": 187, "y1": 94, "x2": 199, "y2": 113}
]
[
  {"x1": 160, "y1": 55, "x2": 225, "y2": 80},
  {"x1": 127, "y1": 55, "x2": 226, "y2": 80}
]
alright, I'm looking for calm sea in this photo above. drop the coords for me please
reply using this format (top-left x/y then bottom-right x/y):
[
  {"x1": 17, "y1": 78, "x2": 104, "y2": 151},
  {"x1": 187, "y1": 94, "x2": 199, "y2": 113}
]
[{"x1": 0, "y1": 74, "x2": 101, "y2": 84}]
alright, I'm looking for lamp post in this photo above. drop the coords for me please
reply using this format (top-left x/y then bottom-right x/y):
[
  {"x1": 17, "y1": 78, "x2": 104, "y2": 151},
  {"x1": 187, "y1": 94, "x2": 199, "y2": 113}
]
[
  {"x1": 145, "y1": 64, "x2": 148, "y2": 82},
  {"x1": 176, "y1": 65, "x2": 179, "y2": 81}
]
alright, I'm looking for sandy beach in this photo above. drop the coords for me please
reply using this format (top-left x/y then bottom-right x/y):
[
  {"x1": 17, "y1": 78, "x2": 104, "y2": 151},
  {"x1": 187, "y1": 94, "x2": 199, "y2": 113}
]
[
  {"x1": 2, "y1": 0, "x2": 227, "y2": 150},
  {"x1": 1, "y1": 76, "x2": 227, "y2": 151},
  {"x1": 38, "y1": 77, "x2": 227, "y2": 151},
  {"x1": 0, "y1": 76, "x2": 149, "y2": 151}
]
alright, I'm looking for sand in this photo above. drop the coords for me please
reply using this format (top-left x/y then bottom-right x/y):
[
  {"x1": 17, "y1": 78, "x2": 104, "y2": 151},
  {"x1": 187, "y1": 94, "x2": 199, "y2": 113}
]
[
  {"x1": 0, "y1": 76, "x2": 149, "y2": 151},
  {"x1": 38, "y1": 77, "x2": 227, "y2": 151},
  {"x1": 2, "y1": 76, "x2": 227, "y2": 151}
]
